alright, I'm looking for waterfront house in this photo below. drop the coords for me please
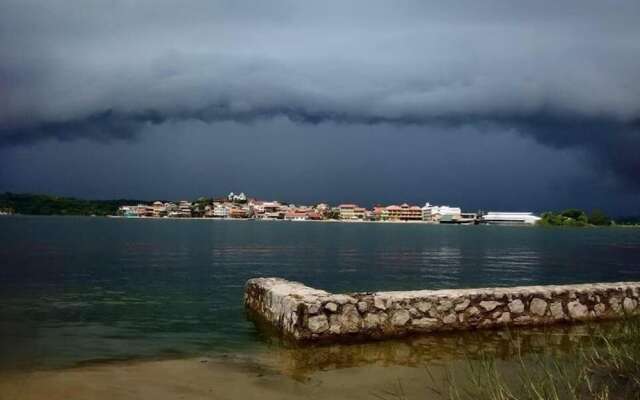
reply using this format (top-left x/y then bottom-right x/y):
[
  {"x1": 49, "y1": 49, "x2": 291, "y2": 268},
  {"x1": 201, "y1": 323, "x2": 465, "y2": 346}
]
[
  {"x1": 338, "y1": 204, "x2": 366, "y2": 220},
  {"x1": 382, "y1": 204, "x2": 422, "y2": 221},
  {"x1": 262, "y1": 201, "x2": 285, "y2": 219},
  {"x1": 212, "y1": 203, "x2": 230, "y2": 218},
  {"x1": 137, "y1": 204, "x2": 154, "y2": 217},
  {"x1": 177, "y1": 201, "x2": 192, "y2": 218},
  {"x1": 152, "y1": 201, "x2": 167, "y2": 217},
  {"x1": 284, "y1": 209, "x2": 309, "y2": 221},
  {"x1": 229, "y1": 205, "x2": 250, "y2": 219},
  {"x1": 165, "y1": 202, "x2": 178, "y2": 214},
  {"x1": 314, "y1": 203, "x2": 330, "y2": 216},
  {"x1": 249, "y1": 200, "x2": 264, "y2": 218},
  {"x1": 117, "y1": 205, "x2": 139, "y2": 217},
  {"x1": 422, "y1": 203, "x2": 462, "y2": 222},
  {"x1": 371, "y1": 206, "x2": 385, "y2": 221}
]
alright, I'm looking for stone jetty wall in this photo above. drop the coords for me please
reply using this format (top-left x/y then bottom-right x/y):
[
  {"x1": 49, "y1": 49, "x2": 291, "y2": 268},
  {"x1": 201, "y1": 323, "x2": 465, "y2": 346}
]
[{"x1": 244, "y1": 278, "x2": 640, "y2": 343}]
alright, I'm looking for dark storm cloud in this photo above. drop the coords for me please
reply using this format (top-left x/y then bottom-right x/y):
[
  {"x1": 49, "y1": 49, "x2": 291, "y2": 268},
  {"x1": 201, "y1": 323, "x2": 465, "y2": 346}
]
[{"x1": 1, "y1": 1, "x2": 639, "y2": 185}]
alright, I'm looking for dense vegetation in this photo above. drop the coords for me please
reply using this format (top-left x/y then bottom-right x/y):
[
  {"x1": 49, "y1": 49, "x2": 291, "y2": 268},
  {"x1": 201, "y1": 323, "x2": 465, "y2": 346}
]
[
  {"x1": 539, "y1": 209, "x2": 612, "y2": 227},
  {"x1": 0, "y1": 192, "x2": 145, "y2": 216},
  {"x1": 616, "y1": 216, "x2": 640, "y2": 226}
]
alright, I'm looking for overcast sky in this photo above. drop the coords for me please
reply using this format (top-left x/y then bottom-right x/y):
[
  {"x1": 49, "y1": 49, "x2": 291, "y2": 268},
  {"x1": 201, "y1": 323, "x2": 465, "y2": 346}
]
[{"x1": 1, "y1": 1, "x2": 639, "y2": 214}]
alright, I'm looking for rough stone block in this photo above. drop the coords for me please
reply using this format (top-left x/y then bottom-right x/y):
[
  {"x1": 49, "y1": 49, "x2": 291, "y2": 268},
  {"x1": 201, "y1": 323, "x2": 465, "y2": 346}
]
[
  {"x1": 530, "y1": 298, "x2": 548, "y2": 317},
  {"x1": 479, "y1": 301, "x2": 501, "y2": 311},
  {"x1": 497, "y1": 312, "x2": 511, "y2": 324},
  {"x1": 308, "y1": 315, "x2": 329, "y2": 333},
  {"x1": 374, "y1": 296, "x2": 387, "y2": 310},
  {"x1": 508, "y1": 299, "x2": 525, "y2": 314},
  {"x1": 454, "y1": 299, "x2": 470, "y2": 311},
  {"x1": 415, "y1": 301, "x2": 431, "y2": 313},
  {"x1": 550, "y1": 302, "x2": 564, "y2": 319},
  {"x1": 567, "y1": 300, "x2": 589, "y2": 319},
  {"x1": 325, "y1": 302, "x2": 338, "y2": 313},
  {"x1": 624, "y1": 297, "x2": 638, "y2": 312},
  {"x1": 391, "y1": 310, "x2": 411, "y2": 326},
  {"x1": 412, "y1": 317, "x2": 440, "y2": 329},
  {"x1": 245, "y1": 277, "x2": 640, "y2": 343}
]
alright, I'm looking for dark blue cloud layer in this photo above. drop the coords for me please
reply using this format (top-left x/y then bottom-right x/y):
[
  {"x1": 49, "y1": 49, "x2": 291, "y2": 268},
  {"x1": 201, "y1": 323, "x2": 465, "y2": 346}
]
[{"x1": 1, "y1": 1, "x2": 639, "y2": 198}]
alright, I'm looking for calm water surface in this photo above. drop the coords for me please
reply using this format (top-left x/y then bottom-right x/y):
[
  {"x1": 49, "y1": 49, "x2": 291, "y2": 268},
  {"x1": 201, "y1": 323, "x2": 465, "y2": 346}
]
[{"x1": 1, "y1": 216, "x2": 639, "y2": 370}]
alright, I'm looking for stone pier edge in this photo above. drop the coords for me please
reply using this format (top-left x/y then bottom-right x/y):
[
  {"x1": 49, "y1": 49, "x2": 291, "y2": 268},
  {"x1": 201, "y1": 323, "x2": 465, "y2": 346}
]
[{"x1": 244, "y1": 278, "x2": 640, "y2": 343}]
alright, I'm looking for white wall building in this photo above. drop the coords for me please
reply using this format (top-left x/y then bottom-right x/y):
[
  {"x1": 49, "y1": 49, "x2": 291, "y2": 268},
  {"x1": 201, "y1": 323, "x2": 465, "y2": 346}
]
[
  {"x1": 480, "y1": 212, "x2": 540, "y2": 225},
  {"x1": 227, "y1": 192, "x2": 247, "y2": 202},
  {"x1": 177, "y1": 201, "x2": 192, "y2": 217},
  {"x1": 212, "y1": 204, "x2": 230, "y2": 218},
  {"x1": 422, "y1": 203, "x2": 462, "y2": 222}
]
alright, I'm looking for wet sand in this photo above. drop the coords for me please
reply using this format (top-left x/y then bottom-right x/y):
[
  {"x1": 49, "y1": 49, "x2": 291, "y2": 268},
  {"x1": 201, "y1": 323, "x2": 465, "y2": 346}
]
[{"x1": 0, "y1": 355, "x2": 457, "y2": 400}]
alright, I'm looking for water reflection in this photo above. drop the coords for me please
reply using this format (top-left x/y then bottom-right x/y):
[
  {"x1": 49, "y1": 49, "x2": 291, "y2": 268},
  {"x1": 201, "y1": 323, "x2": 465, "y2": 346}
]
[
  {"x1": 480, "y1": 247, "x2": 542, "y2": 285},
  {"x1": 266, "y1": 321, "x2": 627, "y2": 379},
  {"x1": 417, "y1": 247, "x2": 463, "y2": 287}
]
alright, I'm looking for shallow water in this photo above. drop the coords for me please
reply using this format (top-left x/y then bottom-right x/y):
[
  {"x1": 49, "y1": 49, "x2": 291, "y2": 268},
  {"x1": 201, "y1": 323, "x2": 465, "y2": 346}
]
[
  {"x1": 0, "y1": 321, "x2": 630, "y2": 400},
  {"x1": 1, "y1": 216, "x2": 639, "y2": 370}
]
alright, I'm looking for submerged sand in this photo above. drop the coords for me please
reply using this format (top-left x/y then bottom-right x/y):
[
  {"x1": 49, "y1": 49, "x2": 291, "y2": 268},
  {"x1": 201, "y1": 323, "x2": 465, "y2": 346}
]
[{"x1": 0, "y1": 323, "x2": 605, "y2": 400}]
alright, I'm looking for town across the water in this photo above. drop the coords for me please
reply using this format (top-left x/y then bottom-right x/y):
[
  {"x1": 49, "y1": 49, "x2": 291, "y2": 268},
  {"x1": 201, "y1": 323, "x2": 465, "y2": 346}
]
[{"x1": 116, "y1": 192, "x2": 541, "y2": 225}]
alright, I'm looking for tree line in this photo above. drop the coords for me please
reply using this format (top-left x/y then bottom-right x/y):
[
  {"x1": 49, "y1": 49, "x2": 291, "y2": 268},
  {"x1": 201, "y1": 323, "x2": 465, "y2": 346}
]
[
  {"x1": 0, "y1": 192, "x2": 145, "y2": 216},
  {"x1": 538, "y1": 208, "x2": 611, "y2": 227}
]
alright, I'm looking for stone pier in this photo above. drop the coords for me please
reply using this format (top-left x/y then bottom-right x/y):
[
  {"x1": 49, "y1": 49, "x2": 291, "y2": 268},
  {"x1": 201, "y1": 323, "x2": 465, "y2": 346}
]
[{"x1": 244, "y1": 278, "x2": 640, "y2": 343}]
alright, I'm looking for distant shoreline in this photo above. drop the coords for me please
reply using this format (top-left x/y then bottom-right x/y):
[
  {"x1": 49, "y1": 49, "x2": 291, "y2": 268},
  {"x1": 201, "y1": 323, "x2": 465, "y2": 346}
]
[
  {"x1": 4, "y1": 214, "x2": 638, "y2": 227},
  {"x1": 2, "y1": 214, "x2": 639, "y2": 227},
  {"x1": 106, "y1": 215, "x2": 444, "y2": 224}
]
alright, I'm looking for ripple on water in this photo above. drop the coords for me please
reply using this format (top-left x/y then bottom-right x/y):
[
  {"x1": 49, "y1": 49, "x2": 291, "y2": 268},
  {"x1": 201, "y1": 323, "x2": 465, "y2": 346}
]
[{"x1": 1, "y1": 217, "x2": 640, "y2": 370}]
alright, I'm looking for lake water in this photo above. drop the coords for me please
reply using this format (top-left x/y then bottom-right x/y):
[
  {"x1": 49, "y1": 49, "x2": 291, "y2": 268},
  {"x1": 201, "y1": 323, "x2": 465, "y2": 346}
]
[{"x1": 1, "y1": 216, "x2": 640, "y2": 371}]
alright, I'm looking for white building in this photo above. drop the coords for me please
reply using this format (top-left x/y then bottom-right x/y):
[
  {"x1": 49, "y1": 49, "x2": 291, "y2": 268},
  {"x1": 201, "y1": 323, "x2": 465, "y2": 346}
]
[
  {"x1": 227, "y1": 192, "x2": 247, "y2": 202},
  {"x1": 212, "y1": 203, "x2": 230, "y2": 218},
  {"x1": 422, "y1": 203, "x2": 462, "y2": 222},
  {"x1": 480, "y1": 212, "x2": 540, "y2": 225},
  {"x1": 118, "y1": 205, "x2": 139, "y2": 217},
  {"x1": 177, "y1": 201, "x2": 192, "y2": 217}
]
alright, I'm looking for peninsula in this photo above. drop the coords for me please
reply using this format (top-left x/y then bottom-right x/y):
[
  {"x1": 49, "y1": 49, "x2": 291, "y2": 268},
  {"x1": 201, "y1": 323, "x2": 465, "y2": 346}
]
[{"x1": 1, "y1": 191, "x2": 622, "y2": 226}]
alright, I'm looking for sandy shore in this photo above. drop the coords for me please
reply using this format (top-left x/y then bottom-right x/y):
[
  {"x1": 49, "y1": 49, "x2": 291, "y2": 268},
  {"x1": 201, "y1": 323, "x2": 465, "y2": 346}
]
[{"x1": 0, "y1": 354, "x2": 461, "y2": 400}]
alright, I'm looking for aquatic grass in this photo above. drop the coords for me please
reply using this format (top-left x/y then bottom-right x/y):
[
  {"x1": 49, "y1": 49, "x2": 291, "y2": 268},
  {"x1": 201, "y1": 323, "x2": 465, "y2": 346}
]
[
  {"x1": 374, "y1": 318, "x2": 640, "y2": 400},
  {"x1": 436, "y1": 318, "x2": 640, "y2": 400},
  {"x1": 581, "y1": 317, "x2": 640, "y2": 398}
]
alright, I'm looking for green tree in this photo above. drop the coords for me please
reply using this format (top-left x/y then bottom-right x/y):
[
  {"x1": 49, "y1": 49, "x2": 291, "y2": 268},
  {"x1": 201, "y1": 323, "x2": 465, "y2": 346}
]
[
  {"x1": 561, "y1": 208, "x2": 584, "y2": 219},
  {"x1": 539, "y1": 209, "x2": 590, "y2": 227},
  {"x1": 0, "y1": 192, "x2": 145, "y2": 216},
  {"x1": 588, "y1": 209, "x2": 611, "y2": 226},
  {"x1": 328, "y1": 209, "x2": 341, "y2": 220}
]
